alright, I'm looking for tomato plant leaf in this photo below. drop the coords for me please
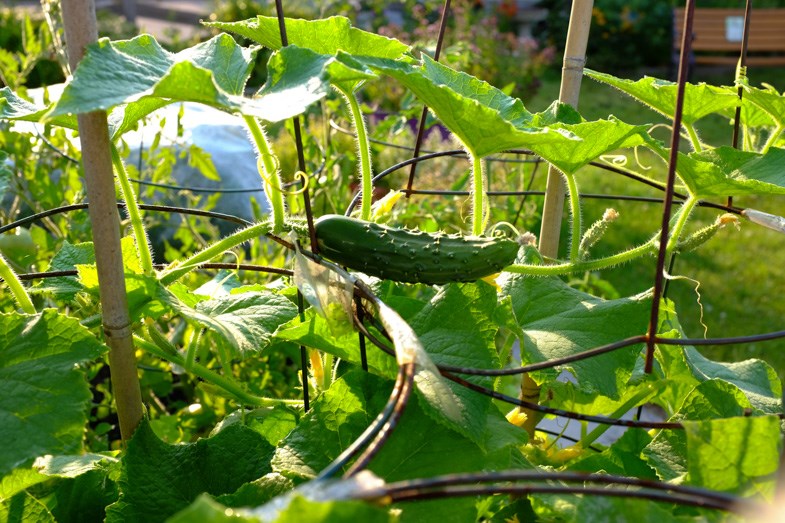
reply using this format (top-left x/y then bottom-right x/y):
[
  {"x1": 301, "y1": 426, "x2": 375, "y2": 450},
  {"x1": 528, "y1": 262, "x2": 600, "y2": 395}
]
[
  {"x1": 585, "y1": 69, "x2": 739, "y2": 125},
  {"x1": 0, "y1": 310, "x2": 106, "y2": 477},
  {"x1": 105, "y1": 419, "x2": 274, "y2": 523},
  {"x1": 499, "y1": 264, "x2": 651, "y2": 400},
  {"x1": 670, "y1": 146, "x2": 785, "y2": 197}
]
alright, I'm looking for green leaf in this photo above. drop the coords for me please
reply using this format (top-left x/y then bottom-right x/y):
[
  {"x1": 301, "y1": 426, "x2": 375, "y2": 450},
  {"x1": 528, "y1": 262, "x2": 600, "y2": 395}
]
[
  {"x1": 48, "y1": 34, "x2": 267, "y2": 120},
  {"x1": 365, "y1": 56, "x2": 647, "y2": 170},
  {"x1": 216, "y1": 472, "x2": 294, "y2": 509},
  {"x1": 673, "y1": 146, "x2": 785, "y2": 197},
  {"x1": 0, "y1": 86, "x2": 77, "y2": 129},
  {"x1": 0, "y1": 310, "x2": 106, "y2": 477},
  {"x1": 739, "y1": 82, "x2": 785, "y2": 127},
  {"x1": 253, "y1": 45, "x2": 376, "y2": 122},
  {"x1": 569, "y1": 428, "x2": 657, "y2": 479},
  {"x1": 272, "y1": 370, "x2": 524, "y2": 482},
  {"x1": 684, "y1": 415, "x2": 781, "y2": 495},
  {"x1": 36, "y1": 240, "x2": 95, "y2": 300},
  {"x1": 207, "y1": 16, "x2": 409, "y2": 58},
  {"x1": 167, "y1": 495, "x2": 259, "y2": 522},
  {"x1": 266, "y1": 495, "x2": 392, "y2": 523},
  {"x1": 105, "y1": 419, "x2": 275, "y2": 523},
  {"x1": 0, "y1": 467, "x2": 47, "y2": 501},
  {"x1": 643, "y1": 379, "x2": 760, "y2": 483},
  {"x1": 195, "y1": 291, "x2": 300, "y2": 355},
  {"x1": 187, "y1": 144, "x2": 221, "y2": 181},
  {"x1": 403, "y1": 283, "x2": 526, "y2": 450},
  {"x1": 585, "y1": 69, "x2": 739, "y2": 125},
  {"x1": 274, "y1": 308, "x2": 399, "y2": 378},
  {"x1": 33, "y1": 453, "x2": 119, "y2": 478},
  {"x1": 0, "y1": 491, "x2": 55, "y2": 522},
  {"x1": 499, "y1": 267, "x2": 651, "y2": 399}
]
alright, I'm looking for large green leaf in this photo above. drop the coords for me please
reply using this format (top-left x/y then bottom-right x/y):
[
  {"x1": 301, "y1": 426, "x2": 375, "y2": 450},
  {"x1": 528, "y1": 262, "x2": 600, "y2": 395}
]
[
  {"x1": 50, "y1": 34, "x2": 257, "y2": 117},
  {"x1": 366, "y1": 56, "x2": 648, "y2": 170},
  {"x1": 499, "y1": 262, "x2": 651, "y2": 400},
  {"x1": 0, "y1": 86, "x2": 77, "y2": 129},
  {"x1": 206, "y1": 15, "x2": 409, "y2": 58},
  {"x1": 402, "y1": 282, "x2": 526, "y2": 451},
  {"x1": 0, "y1": 310, "x2": 106, "y2": 477},
  {"x1": 683, "y1": 415, "x2": 781, "y2": 495},
  {"x1": 739, "y1": 82, "x2": 785, "y2": 127},
  {"x1": 35, "y1": 240, "x2": 95, "y2": 300},
  {"x1": 672, "y1": 146, "x2": 785, "y2": 197},
  {"x1": 272, "y1": 370, "x2": 523, "y2": 482},
  {"x1": 105, "y1": 419, "x2": 275, "y2": 523},
  {"x1": 585, "y1": 69, "x2": 739, "y2": 125}
]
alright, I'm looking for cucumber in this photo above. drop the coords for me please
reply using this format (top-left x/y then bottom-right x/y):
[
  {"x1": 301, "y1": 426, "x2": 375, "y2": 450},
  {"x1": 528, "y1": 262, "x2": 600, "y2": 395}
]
[{"x1": 314, "y1": 215, "x2": 519, "y2": 284}]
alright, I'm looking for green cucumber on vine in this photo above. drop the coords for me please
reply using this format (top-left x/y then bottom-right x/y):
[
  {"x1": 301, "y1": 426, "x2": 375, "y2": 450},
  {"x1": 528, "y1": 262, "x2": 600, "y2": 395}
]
[{"x1": 314, "y1": 214, "x2": 519, "y2": 284}]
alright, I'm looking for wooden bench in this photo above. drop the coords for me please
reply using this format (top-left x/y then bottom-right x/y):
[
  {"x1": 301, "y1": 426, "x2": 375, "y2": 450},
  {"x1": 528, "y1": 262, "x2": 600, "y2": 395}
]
[{"x1": 673, "y1": 8, "x2": 785, "y2": 70}]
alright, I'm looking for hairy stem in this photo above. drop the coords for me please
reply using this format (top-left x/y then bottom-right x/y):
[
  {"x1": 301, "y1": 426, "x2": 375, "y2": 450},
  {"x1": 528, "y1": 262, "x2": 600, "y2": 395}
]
[
  {"x1": 336, "y1": 86, "x2": 374, "y2": 221},
  {"x1": 243, "y1": 116, "x2": 285, "y2": 232},
  {"x1": 505, "y1": 237, "x2": 658, "y2": 276},
  {"x1": 470, "y1": 152, "x2": 488, "y2": 236},
  {"x1": 0, "y1": 252, "x2": 36, "y2": 314},
  {"x1": 565, "y1": 172, "x2": 582, "y2": 262},
  {"x1": 134, "y1": 335, "x2": 302, "y2": 407},
  {"x1": 684, "y1": 123, "x2": 703, "y2": 152},
  {"x1": 158, "y1": 221, "x2": 272, "y2": 286},
  {"x1": 110, "y1": 144, "x2": 154, "y2": 275},
  {"x1": 664, "y1": 196, "x2": 697, "y2": 253},
  {"x1": 760, "y1": 124, "x2": 784, "y2": 154}
]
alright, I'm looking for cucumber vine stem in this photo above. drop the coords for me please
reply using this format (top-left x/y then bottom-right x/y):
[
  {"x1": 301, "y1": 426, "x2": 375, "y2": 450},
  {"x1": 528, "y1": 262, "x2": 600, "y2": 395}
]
[
  {"x1": 565, "y1": 172, "x2": 582, "y2": 262},
  {"x1": 578, "y1": 384, "x2": 657, "y2": 448},
  {"x1": 336, "y1": 85, "x2": 373, "y2": 221},
  {"x1": 470, "y1": 151, "x2": 488, "y2": 236},
  {"x1": 110, "y1": 144, "x2": 154, "y2": 275},
  {"x1": 133, "y1": 335, "x2": 302, "y2": 408},
  {"x1": 664, "y1": 196, "x2": 697, "y2": 253},
  {"x1": 243, "y1": 116, "x2": 286, "y2": 232},
  {"x1": 158, "y1": 220, "x2": 272, "y2": 286},
  {"x1": 684, "y1": 123, "x2": 703, "y2": 152},
  {"x1": 760, "y1": 124, "x2": 784, "y2": 154},
  {"x1": 0, "y1": 252, "x2": 36, "y2": 314}
]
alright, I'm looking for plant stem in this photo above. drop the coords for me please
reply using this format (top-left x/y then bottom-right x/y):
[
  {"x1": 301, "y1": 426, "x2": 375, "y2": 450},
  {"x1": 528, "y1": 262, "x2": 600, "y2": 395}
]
[
  {"x1": 664, "y1": 196, "x2": 697, "y2": 253},
  {"x1": 505, "y1": 237, "x2": 658, "y2": 276},
  {"x1": 579, "y1": 384, "x2": 656, "y2": 448},
  {"x1": 0, "y1": 252, "x2": 36, "y2": 314},
  {"x1": 133, "y1": 335, "x2": 302, "y2": 408},
  {"x1": 565, "y1": 172, "x2": 581, "y2": 262},
  {"x1": 158, "y1": 221, "x2": 272, "y2": 286},
  {"x1": 336, "y1": 86, "x2": 373, "y2": 221},
  {"x1": 110, "y1": 144, "x2": 154, "y2": 275},
  {"x1": 243, "y1": 116, "x2": 285, "y2": 232},
  {"x1": 684, "y1": 123, "x2": 702, "y2": 152},
  {"x1": 470, "y1": 152, "x2": 488, "y2": 236},
  {"x1": 760, "y1": 124, "x2": 784, "y2": 154}
]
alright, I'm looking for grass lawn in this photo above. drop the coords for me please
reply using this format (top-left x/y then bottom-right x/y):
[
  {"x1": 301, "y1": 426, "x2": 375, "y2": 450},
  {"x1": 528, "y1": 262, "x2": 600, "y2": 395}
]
[{"x1": 524, "y1": 66, "x2": 785, "y2": 379}]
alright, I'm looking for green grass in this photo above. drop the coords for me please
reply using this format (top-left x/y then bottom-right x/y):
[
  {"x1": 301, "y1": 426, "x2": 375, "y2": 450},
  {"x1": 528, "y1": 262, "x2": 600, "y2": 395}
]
[{"x1": 523, "y1": 67, "x2": 785, "y2": 379}]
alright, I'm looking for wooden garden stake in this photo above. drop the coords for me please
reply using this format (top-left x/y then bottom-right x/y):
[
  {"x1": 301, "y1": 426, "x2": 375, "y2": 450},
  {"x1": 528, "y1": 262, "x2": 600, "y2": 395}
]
[
  {"x1": 60, "y1": 0, "x2": 144, "y2": 441},
  {"x1": 522, "y1": 0, "x2": 594, "y2": 437}
]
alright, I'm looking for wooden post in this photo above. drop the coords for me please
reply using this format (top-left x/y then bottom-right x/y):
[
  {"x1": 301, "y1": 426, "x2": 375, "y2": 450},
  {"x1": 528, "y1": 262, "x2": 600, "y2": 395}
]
[
  {"x1": 61, "y1": 0, "x2": 144, "y2": 441},
  {"x1": 522, "y1": 0, "x2": 594, "y2": 437}
]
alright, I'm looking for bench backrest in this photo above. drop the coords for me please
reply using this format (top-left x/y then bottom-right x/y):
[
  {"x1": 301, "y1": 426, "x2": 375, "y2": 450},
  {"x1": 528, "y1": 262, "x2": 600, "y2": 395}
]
[{"x1": 674, "y1": 8, "x2": 785, "y2": 53}]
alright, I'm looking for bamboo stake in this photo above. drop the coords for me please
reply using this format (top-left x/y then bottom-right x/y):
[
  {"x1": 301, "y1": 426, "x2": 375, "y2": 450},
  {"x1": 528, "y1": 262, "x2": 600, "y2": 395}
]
[
  {"x1": 523, "y1": 0, "x2": 594, "y2": 438},
  {"x1": 61, "y1": 0, "x2": 144, "y2": 441}
]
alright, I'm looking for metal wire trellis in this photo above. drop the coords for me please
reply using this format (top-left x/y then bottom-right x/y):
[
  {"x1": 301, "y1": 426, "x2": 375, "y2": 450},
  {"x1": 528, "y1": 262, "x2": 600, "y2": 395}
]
[{"x1": 1, "y1": 0, "x2": 783, "y2": 516}]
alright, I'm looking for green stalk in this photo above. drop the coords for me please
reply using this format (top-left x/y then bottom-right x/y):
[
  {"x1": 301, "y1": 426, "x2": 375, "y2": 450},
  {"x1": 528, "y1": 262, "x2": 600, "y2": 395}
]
[
  {"x1": 158, "y1": 221, "x2": 272, "y2": 286},
  {"x1": 684, "y1": 123, "x2": 703, "y2": 152},
  {"x1": 0, "y1": 252, "x2": 36, "y2": 314},
  {"x1": 110, "y1": 144, "x2": 154, "y2": 275},
  {"x1": 565, "y1": 172, "x2": 582, "y2": 262},
  {"x1": 760, "y1": 124, "x2": 784, "y2": 154},
  {"x1": 336, "y1": 86, "x2": 373, "y2": 221},
  {"x1": 664, "y1": 196, "x2": 697, "y2": 253},
  {"x1": 579, "y1": 385, "x2": 656, "y2": 448},
  {"x1": 134, "y1": 335, "x2": 302, "y2": 407},
  {"x1": 243, "y1": 116, "x2": 285, "y2": 232},
  {"x1": 505, "y1": 237, "x2": 658, "y2": 276},
  {"x1": 470, "y1": 152, "x2": 488, "y2": 236}
]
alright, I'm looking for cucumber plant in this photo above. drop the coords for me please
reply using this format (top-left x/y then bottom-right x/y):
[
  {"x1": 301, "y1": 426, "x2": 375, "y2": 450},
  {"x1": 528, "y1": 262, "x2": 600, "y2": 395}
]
[{"x1": 1, "y1": 9, "x2": 784, "y2": 523}]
